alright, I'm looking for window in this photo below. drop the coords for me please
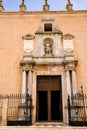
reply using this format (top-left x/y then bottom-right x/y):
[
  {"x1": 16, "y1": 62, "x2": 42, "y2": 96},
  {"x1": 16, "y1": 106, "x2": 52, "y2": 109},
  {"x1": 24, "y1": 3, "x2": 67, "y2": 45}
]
[{"x1": 44, "y1": 23, "x2": 52, "y2": 31}]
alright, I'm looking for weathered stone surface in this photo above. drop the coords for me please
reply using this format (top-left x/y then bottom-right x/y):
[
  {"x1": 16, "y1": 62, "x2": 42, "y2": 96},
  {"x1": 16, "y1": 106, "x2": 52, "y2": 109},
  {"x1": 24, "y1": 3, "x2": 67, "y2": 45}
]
[{"x1": 0, "y1": 10, "x2": 87, "y2": 125}]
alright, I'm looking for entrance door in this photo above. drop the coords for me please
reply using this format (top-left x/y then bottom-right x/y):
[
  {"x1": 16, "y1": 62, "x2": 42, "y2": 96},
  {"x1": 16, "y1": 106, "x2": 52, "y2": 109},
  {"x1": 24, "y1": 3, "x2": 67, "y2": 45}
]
[
  {"x1": 37, "y1": 91, "x2": 48, "y2": 121},
  {"x1": 37, "y1": 76, "x2": 62, "y2": 122}
]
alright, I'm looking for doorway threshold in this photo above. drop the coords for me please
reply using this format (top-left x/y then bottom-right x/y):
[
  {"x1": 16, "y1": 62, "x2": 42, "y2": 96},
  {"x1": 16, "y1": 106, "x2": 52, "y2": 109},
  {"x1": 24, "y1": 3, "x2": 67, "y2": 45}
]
[{"x1": 33, "y1": 122, "x2": 67, "y2": 127}]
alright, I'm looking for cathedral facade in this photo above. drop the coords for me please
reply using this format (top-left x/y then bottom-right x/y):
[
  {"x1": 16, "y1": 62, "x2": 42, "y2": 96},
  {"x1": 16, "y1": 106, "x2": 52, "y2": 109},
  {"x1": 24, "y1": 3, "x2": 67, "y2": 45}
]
[{"x1": 0, "y1": 0, "x2": 87, "y2": 126}]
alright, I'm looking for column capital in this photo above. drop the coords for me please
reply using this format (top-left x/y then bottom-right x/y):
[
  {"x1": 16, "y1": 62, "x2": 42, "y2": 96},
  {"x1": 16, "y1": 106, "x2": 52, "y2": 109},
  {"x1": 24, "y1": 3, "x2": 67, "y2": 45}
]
[
  {"x1": 64, "y1": 60, "x2": 78, "y2": 71},
  {"x1": 21, "y1": 64, "x2": 34, "y2": 72},
  {"x1": 65, "y1": 66, "x2": 76, "y2": 71}
]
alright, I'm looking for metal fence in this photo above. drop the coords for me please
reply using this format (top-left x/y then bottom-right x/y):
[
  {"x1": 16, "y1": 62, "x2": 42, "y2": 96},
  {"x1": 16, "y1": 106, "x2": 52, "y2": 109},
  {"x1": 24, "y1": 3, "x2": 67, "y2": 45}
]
[
  {"x1": 7, "y1": 94, "x2": 32, "y2": 126},
  {"x1": 68, "y1": 88, "x2": 87, "y2": 126},
  {"x1": 0, "y1": 94, "x2": 33, "y2": 126}
]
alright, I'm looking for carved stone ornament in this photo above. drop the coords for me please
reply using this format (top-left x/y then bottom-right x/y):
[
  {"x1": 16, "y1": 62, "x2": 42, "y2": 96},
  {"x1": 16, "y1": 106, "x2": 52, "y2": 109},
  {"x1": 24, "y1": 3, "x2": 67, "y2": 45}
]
[
  {"x1": 22, "y1": 64, "x2": 33, "y2": 71},
  {"x1": 44, "y1": 38, "x2": 53, "y2": 56},
  {"x1": 22, "y1": 34, "x2": 35, "y2": 40},
  {"x1": 63, "y1": 34, "x2": 74, "y2": 52},
  {"x1": 22, "y1": 34, "x2": 35, "y2": 53},
  {"x1": 23, "y1": 40, "x2": 34, "y2": 53},
  {"x1": 63, "y1": 34, "x2": 74, "y2": 40},
  {"x1": 64, "y1": 60, "x2": 78, "y2": 71}
]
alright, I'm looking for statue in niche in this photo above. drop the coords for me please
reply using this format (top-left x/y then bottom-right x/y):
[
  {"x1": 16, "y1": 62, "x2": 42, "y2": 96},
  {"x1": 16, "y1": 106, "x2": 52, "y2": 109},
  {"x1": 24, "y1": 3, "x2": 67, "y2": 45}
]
[{"x1": 44, "y1": 38, "x2": 53, "y2": 56}]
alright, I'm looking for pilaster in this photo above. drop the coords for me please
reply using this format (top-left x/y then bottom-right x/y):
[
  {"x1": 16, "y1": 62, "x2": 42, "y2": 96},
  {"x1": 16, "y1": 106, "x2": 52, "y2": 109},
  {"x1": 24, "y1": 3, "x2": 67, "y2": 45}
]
[
  {"x1": 20, "y1": 56, "x2": 36, "y2": 97},
  {"x1": 66, "y1": 69, "x2": 71, "y2": 97},
  {"x1": 64, "y1": 60, "x2": 78, "y2": 97},
  {"x1": 72, "y1": 69, "x2": 77, "y2": 95},
  {"x1": 27, "y1": 70, "x2": 33, "y2": 95}
]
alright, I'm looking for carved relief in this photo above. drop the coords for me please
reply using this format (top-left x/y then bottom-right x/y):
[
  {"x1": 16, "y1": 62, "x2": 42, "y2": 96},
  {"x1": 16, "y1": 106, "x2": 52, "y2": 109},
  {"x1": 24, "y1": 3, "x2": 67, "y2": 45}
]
[
  {"x1": 64, "y1": 61, "x2": 78, "y2": 71},
  {"x1": 22, "y1": 34, "x2": 35, "y2": 53},
  {"x1": 21, "y1": 64, "x2": 34, "y2": 72},
  {"x1": 44, "y1": 38, "x2": 53, "y2": 56},
  {"x1": 34, "y1": 65, "x2": 64, "y2": 74}
]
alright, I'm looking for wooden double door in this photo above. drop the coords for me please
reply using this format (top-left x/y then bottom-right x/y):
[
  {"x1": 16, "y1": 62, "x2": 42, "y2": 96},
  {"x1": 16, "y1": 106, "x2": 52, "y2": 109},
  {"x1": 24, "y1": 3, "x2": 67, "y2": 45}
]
[{"x1": 37, "y1": 76, "x2": 63, "y2": 122}]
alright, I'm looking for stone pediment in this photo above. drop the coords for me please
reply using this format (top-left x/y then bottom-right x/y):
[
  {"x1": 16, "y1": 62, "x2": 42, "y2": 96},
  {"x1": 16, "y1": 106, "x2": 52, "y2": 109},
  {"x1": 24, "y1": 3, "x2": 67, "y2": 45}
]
[
  {"x1": 63, "y1": 34, "x2": 74, "y2": 40},
  {"x1": 22, "y1": 34, "x2": 35, "y2": 40},
  {"x1": 35, "y1": 26, "x2": 62, "y2": 35}
]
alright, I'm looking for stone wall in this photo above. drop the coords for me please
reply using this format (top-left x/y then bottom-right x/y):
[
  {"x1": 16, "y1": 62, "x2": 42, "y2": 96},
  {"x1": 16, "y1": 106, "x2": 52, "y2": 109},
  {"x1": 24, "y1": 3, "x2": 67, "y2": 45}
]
[{"x1": 0, "y1": 11, "x2": 87, "y2": 94}]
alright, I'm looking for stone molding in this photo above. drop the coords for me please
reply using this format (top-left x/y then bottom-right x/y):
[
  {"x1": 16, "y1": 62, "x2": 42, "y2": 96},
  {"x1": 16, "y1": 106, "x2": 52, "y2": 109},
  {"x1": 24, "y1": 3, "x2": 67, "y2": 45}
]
[
  {"x1": 63, "y1": 34, "x2": 74, "y2": 40},
  {"x1": 41, "y1": 18, "x2": 55, "y2": 22},
  {"x1": 35, "y1": 30, "x2": 62, "y2": 35},
  {"x1": 22, "y1": 34, "x2": 35, "y2": 40},
  {"x1": 35, "y1": 26, "x2": 62, "y2": 35},
  {"x1": 20, "y1": 60, "x2": 36, "y2": 72},
  {"x1": 20, "y1": 57, "x2": 78, "y2": 69},
  {"x1": 64, "y1": 60, "x2": 78, "y2": 71},
  {"x1": 21, "y1": 64, "x2": 34, "y2": 72}
]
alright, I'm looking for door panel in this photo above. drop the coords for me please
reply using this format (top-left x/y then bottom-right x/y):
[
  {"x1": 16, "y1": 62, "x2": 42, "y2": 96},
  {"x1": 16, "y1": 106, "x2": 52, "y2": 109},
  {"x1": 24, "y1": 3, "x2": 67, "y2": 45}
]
[
  {"x1": 37, "y1": 76, "x2": 62, "y2": 121},
  {"x1": 37, "y1": 91, "x2": 48, "y2": 121},
  {"x1": 37, "y1": 76, "x2": 61, "y2": 91},
  {"x1": 51, "y1": 90, "x2": 61, "y2": 120}
]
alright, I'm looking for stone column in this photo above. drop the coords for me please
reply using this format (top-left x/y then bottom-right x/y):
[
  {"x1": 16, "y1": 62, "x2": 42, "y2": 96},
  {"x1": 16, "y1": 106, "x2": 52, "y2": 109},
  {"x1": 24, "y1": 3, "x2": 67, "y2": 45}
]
[
  {"x1": 21, "y1": 69, "x2": 26, "y2": 104},
  {"x1": 27, "y1": 68, "x2": 33, "y2": 95},
  {"x1": 72, "y1": 69, "x2": 77, "y2": 95},
  {"x1": 21, "y1": 70, "x2": 26, "y2": 95},
  {"x1": 66, "y1": 70, "x2": 71, "y2": 97}
]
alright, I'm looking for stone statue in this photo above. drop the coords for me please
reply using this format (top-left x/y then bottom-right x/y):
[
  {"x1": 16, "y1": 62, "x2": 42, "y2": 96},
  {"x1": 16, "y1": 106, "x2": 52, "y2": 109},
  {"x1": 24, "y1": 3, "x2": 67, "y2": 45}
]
[{"x1": 44, "y1": 38, "x2": 53, "y2": 56}]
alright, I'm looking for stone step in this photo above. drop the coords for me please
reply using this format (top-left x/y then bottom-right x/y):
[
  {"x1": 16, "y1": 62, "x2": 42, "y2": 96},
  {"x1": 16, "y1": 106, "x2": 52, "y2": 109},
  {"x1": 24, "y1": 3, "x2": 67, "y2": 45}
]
[
  {"x1": 0, "y1": 126, "x2": 87, "y2": 130},
  {"x1": 0, "y1": 123, "x2": 87, "y2": 130}
]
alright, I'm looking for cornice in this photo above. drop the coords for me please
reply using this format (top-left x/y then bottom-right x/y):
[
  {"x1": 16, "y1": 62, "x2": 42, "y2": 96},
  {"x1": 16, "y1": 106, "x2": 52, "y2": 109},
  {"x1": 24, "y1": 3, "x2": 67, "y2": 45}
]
[
  {"x1": 20, "y1": 60, "x2": 36, "y2": 66},
  {"x1": 0, "y1": 10, "x2": 87, "y2": 16},
  {"x1": 35, "y1": 31, "x2": 62, "y2": 35}
]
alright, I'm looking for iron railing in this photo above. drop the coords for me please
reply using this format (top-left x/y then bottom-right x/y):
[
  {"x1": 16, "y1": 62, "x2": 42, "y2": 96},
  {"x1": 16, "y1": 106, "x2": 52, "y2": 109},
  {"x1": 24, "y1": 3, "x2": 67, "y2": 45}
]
[
  {"x1": 0, "y1": 94, "x2": 33, "y2": 126},
  {"x1": 7, "y1": 94, "x2": 32, "y2": 126},
  {"x1": 68, "y1": 88, "x2": 87, "y2": 126}
]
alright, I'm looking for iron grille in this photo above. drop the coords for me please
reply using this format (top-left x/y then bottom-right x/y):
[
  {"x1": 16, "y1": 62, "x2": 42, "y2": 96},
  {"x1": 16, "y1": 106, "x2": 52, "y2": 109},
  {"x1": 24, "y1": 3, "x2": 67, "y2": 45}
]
[
  {"x1": 68, "y1": 90, "x2": 87, "y2": 126},
  {"x1": 7, "y1": 94, "x2": 32, "y2": 126}
]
